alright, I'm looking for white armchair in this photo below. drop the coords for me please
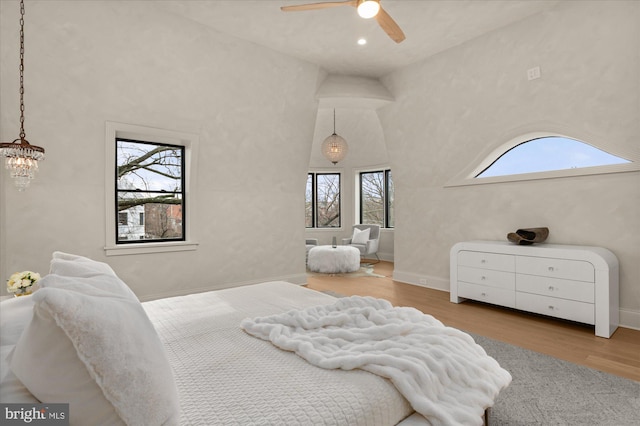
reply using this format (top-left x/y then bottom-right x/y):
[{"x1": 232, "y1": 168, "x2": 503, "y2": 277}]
[{"x1": 341, "y1": 224, "x2": 380, "y2": 263}]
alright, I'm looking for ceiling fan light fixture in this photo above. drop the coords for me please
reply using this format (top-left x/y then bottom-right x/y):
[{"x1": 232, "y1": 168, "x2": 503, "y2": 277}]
[{"x1": 357, "y1": 0, "x2": 380, "y2": 19}]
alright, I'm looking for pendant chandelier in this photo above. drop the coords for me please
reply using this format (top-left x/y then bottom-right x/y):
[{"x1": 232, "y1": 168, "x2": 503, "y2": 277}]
[
  {"x1": 321, "y1": 109, "x2": 348, "y2": 165},
  {"x1": 0, "y1": 0, "x2": 45, "y2": 191}
]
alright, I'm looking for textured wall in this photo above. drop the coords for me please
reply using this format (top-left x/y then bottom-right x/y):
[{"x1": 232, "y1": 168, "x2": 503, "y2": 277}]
[
  {"x1": 0, "y1": 0, "x2": 320, "y2": 299},
  {"x1": 379, "y1": 1, "x2": 640, "y2": 328}
]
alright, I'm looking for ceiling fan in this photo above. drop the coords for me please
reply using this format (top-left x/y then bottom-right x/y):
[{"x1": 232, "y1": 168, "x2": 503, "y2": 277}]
[{"x1": 281, "y1": 0, "x2": 406, "y2": 43}]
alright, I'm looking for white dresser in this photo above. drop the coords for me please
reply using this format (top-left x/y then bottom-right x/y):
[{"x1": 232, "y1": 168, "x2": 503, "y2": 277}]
[{"x1": 450, "y1": 241, "x2": 619, "y2": 338}]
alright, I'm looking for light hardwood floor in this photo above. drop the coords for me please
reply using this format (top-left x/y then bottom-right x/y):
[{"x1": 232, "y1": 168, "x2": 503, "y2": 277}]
[{"x1": 306, "y1": 261, "x2": 640, "y2": 382}]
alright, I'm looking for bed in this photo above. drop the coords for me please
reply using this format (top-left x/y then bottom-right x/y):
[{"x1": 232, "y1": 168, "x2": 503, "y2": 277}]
[{"x1": 0, "y1": 252, "x2": 511, "y2": 425}]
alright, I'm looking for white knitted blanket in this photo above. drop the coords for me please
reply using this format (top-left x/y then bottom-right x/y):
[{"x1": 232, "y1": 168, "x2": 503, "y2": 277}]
[{"x1": 241, "y1": 296, "x2": 512, "y2": 426}]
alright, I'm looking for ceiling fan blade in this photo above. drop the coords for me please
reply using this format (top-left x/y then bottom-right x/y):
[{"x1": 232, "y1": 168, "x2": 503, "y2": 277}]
[
  {"x1": 375, "y1": 6, "x2": 406, "y2": 43},
  {"x1": 281, "y1": 1, "x2": 357, "y2": 12}
]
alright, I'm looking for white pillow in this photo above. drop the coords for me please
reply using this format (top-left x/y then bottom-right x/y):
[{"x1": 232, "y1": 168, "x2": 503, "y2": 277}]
[
  {"x1": 351, "y1": 227, "x2": 371, "y2": 245},
  {"x1": 50, "y1": 251, "x2": 118, "y2": 278},
  {"x1": 9, "y1": 258, "x2": 179, "y2": 426},
  {"x1": 0, "y1": 286, "x2": 38, "y2": 403},
  {"x1": 0, "y1": 346, "x2": 39, "y2": 403},
  {"x1": 0, "y1": 295, "x2": 35, "y2": 347}
]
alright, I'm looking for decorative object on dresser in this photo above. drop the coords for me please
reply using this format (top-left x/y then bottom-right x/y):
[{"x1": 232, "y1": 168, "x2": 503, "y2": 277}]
[
  {"x1": 450, "y1": 241, "x2": 619, "y2": 338},
  {"x1": 507, "y1": 227, "x2": 549, "y2": 245}
]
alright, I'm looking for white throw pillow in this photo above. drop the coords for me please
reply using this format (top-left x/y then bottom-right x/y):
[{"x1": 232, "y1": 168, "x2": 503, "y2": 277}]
[
  {"x1": 50, "y1": 251, "x2": 117, "y2": 277},
  {"x1": 9, "y1": 256, "x2": 179, "y2": 426},
  {"x1": 351, "y1": 227, "x2": 371, "y2": 245}
]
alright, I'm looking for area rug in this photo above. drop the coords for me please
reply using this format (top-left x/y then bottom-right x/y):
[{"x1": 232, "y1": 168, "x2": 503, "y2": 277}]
[
  {"x1": 469, "y1": 332, "x2": 640, "y2": 425},
  {"x1": 307, "y1": 264, "x2": 385, "y2": 278},
  {"x1": 317, "y1": 292, "x2": 639, "y2": 425}
]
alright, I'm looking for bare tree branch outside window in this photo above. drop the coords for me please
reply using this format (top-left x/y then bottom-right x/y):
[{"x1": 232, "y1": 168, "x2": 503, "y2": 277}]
[
  {"x1": 116, "y1": 139, "x2": 185, "y2": 243},
  {"x1": 360, "y1": 170, "x2": 394, "y2": 228},
  {"x1": 306, "y1": 173, "x2": 341, "y2": 228}
]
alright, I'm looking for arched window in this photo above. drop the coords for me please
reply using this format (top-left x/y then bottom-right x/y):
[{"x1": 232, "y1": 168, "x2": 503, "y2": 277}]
[
  {"x1": 446, "y1": 132, "x2": 638, "y2": 187},
  {"x1": 476, "y1": 136, "x2": 631, "y2": 178}
]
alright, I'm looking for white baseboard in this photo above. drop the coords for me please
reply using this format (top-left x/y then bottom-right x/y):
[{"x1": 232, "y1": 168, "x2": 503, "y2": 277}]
[
  {"x1": 361, "y1": 251, "x2": 394, "y2": 263},
  {"x1": 619, "y1": 308, "x2": 640, "y2": 331},
  {"x1": 393, "y1": 270, "x2": 640, "y2": 332},
  {"x1": 392, "y1": 270, "x2": 449, "y2": 292}
]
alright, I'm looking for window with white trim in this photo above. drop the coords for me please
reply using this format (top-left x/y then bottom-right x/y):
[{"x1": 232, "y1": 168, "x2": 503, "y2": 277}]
[
  {"x1": 105, "y1": 122, "x2": 198, "y2": 256},
  {"x1": 446, "y1": 132, "x2": 638, "y2": 187},
  {"x1": 476, "y1": 136, "x2": 631, "y2": 178}
]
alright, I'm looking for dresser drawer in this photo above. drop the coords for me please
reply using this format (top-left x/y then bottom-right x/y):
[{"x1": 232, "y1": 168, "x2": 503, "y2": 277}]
[
  {"x1": 516, "y1": 292, "x2": 594, "y2": 324},
  {"x1": 458, "y1": 282, "x2": 516, "y2": 308},
  {"x1": 459, "y1": 266, "x2": 515, "y2": 290},
  {"x1": 517, "y1": 274, "x2": 594, "y2": 303},
  {"x1": 458, "y1": 251, "x2": 515, "y2": 272},
  {"x1": 516, "y1": 256, "x2": 594, "y2": 282}
]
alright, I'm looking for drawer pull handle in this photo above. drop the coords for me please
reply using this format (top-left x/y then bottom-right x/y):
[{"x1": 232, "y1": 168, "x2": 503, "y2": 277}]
[
  {"x1": 481, "y1": 259, "x2": 486, "y2": 264},
  {"x1": 548, "y1": 266, "x2": 555, "y2": 272},
  {"x1": 481, "y1": 292, "x2": 487, "y2": 297},
  {"x1": 481, "y1": 276, "x2": 486, "y2": 280},
  {"x1": 548, "y1": 305, "x2": 555, "y2": 310},
  {"x1": 548, "y1": 286, "x2": 554, "y2": 291}
]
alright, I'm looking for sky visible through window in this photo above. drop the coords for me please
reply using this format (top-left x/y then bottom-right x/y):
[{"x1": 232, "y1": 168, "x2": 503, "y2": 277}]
[
  {"x1": 476, "y1": 137, "x2": 631, "y2": 178},
  {"x1": 117, "y1": 140, "x2": 182, "y2": 191}
]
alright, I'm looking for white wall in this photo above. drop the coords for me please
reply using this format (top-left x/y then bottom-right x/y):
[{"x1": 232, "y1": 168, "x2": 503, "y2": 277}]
[
  {"x1": 0, "y1": 0, "x2": 321, "y2": 299},
  {"x1": 379, "y1": 1, "x2": 640, "y2": 328},
  {"x1": 2, "y1": 1, "x2": 637, "y2": 330}
]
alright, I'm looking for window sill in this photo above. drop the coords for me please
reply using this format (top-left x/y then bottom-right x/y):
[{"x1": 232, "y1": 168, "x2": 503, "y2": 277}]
[
  {"x1": 445, "y1": 163, "x2": 639, "y2": 188},
  {"x1": 104, "y1": 241, "x2": 199, "y2": 256}
]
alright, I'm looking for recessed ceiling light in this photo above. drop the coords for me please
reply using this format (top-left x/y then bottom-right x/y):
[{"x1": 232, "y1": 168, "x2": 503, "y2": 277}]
[{"x1": 357, "y1": 38, "x2": 367, "y2": 46}]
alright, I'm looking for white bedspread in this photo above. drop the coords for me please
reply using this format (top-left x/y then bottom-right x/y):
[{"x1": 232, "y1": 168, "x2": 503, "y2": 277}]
[
  {"x1": 143, "y1": 282, "x2": 413, "y2": 426},
  {"x1": 241, "y1": 295, "x2": 512, "y2": 426}
]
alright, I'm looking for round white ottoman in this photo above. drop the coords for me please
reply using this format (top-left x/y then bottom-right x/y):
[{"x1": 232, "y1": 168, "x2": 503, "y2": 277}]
[{"x1": 307, "y1": 245, "x2": 360, "y2": 274}]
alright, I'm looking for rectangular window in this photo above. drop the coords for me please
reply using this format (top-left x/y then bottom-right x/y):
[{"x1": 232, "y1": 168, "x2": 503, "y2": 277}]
[
  {"x1": 105, "y1": 122, "x2": 198, "y2": 256},
  {"x1": 306, "y1": 172, "x2": 341, "y2": 228},
  {"x1": 116, "y1": 139, "x2": 185, "y2": 244},
  {"x1": 360, "y1": 169, "x2": 394, "y2": 228}
]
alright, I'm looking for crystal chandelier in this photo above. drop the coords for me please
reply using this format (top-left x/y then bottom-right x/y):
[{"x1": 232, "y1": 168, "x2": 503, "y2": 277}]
[
  {"x1": 321, "y1": 110, "x2": 348, "y2": 165},
  {"x1": 0, "y1": 0, "x2": 45, "y2": 191}
]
